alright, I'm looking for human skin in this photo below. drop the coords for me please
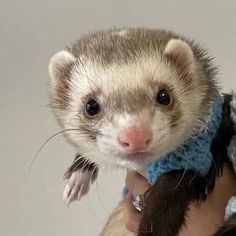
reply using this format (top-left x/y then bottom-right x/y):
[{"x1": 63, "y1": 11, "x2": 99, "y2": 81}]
[{"x1": 122, "y1": 164, "x2": 236, "y2": 235}]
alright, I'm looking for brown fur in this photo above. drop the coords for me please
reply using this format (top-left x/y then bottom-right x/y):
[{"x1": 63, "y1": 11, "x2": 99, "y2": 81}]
[
  {"x1": 64, "y1": 155, "x2": 98, "y2": 182},
  {"x1": 106, "y1": 88, "x2": 152, "y2": 114}
]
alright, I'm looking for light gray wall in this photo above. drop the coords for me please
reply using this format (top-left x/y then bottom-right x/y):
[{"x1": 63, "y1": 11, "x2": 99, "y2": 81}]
[{"x1": 1, "y1": 1, "x2": 236, "y2": 236}]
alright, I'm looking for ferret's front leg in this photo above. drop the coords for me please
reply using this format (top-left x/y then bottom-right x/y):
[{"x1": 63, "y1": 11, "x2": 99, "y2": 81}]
[
  {"x1": 138, "y1": 171, "x2": 210, "y2": 236},
  {"x1": 63, "y1": 155, "x2": 98, "y2": 206}
]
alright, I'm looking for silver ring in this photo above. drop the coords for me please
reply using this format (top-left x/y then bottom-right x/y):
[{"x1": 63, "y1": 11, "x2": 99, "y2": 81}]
[{"x1": 132, "y1": 194, "x2": 145, "y2": 212}]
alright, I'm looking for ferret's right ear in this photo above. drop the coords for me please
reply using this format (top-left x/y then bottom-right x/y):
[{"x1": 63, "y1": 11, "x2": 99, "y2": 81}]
[
  {"x1": 48, "y1": 50, "x2": 76, "y2": 88},
  {"x1": 163, "y1": 39, "x2": 194, "y2": 72}
]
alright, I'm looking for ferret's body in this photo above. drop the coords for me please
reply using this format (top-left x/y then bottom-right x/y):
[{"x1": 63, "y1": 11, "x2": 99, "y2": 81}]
[{"x1": 48, "y1": 28, "x2": 234, "y2": 236}]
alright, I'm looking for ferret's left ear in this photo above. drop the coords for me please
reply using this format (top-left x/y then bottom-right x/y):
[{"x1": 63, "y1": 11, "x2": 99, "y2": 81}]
[
  {"x1": 163, "y1": 39, "x2": 194, "y2": 71},
  {"x1": 48, "y1": 50, "x2": 76, "y2": 88}
]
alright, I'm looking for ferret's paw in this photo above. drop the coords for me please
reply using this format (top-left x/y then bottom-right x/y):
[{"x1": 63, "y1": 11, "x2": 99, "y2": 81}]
[{"x1": 63, "y1": 170, "x2": 92, "y2": 206}]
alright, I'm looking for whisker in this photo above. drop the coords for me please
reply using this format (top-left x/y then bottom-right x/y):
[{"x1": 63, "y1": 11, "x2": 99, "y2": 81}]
[
  {"x1": 90, "y1": 164, "x2": 99, "y2": 181},
  {"x1": 94, "y1": 176, "x2": 111, "y2": 214},
  {"x1": 28, "y1": 128, "x2": 80, "y2": 173},
  {"x1": 208, "y1": 152, "x2": 218, "y2": 175},
  {"x1": 188, "y1": 170, "x2": 199, "y2": 186},
  {"x1": 181, "y1": 155, "x2": 214, "y2": 186},
  {"x1": 174, "y1": 162, "x2": 188, "y2": 190},
  {"x1": 151, "y1": 57, "x2": 163, "y2": 81},
  {"x1": 181, "y1": 134, "x2": 218, "y2": 176}
]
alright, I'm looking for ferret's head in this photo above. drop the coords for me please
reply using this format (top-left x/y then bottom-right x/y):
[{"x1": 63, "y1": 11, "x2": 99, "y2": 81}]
[{"x1": 49, "y1": 28, "x2": 217, "y2": 170}]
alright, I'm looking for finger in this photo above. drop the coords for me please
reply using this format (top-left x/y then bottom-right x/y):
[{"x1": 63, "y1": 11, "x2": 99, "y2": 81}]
[
  {"x1": 125, "y1": 170, "x2": 150, "y2": 195},
  {"x1": 122, "y1": 192, "x2": 142, "y2": 233},
  {"x1": 137, "y1": 170, "x2": 147, "y2": 178}
]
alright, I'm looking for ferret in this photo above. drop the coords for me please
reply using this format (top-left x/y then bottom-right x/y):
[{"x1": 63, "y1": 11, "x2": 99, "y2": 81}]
[{"x1": 48, "y1": 28, "x2": 235, "y2": 236}]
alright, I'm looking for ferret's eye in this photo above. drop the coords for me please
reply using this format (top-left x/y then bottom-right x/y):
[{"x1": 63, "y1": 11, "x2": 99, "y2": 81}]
[
  {"x1": 85, "y1": 99, "x2": 101, "y2": 116},
  {"x1": 156, "y1": 88, "x2": 171, "y2": 106}
]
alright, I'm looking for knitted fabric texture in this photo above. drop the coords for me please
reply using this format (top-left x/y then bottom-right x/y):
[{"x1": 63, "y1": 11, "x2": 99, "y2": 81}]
[
  {"x1": 146, "y1": 97, "x2": 223, "y2": 185},
  {"x1": 228, "y1": 92, "x2": 236, "y2": 173},
  {"x1": 225, "y1": 92, "x2": 236, "y2": 220}
]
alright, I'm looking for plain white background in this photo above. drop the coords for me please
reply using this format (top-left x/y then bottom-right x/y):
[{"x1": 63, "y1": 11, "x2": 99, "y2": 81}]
[{"x1": 1, "y1": 1, "x2": 236, "y2": 235}]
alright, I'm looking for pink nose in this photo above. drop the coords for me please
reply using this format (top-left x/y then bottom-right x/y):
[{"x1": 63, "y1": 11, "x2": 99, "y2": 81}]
[{"x1": 118, "y1": 127, "x2": 152, "y2": 152}]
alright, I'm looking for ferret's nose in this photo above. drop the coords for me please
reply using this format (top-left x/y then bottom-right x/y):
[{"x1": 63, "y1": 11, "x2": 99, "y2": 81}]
[{"x1": 118, "y1": 127, "x2": 152, "y2": 152}]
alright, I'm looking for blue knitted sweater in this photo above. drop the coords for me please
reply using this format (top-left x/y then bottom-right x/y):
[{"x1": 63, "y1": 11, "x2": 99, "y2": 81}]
[{"x1": 146, "y1": 97, "x2": 223, "y2": 185}]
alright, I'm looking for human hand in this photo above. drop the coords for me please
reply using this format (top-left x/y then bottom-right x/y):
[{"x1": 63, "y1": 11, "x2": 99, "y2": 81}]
[{"x1": 122, "y1": 165, "x2": 236, "y2": 236}]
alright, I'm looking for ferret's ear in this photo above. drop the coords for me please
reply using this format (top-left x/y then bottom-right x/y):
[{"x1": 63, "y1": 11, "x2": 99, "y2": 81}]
[
  {"x1": 163, "y1": 39, "x2": 194, "y2": 71},
  {"x1": 48, "y1": 50, "x2": 76, "y2": 88}
]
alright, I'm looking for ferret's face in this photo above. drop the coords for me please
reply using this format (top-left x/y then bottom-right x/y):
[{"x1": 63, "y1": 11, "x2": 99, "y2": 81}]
[{"x1": 49, "y1": 31, "x2": 216, "y2": 170}]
